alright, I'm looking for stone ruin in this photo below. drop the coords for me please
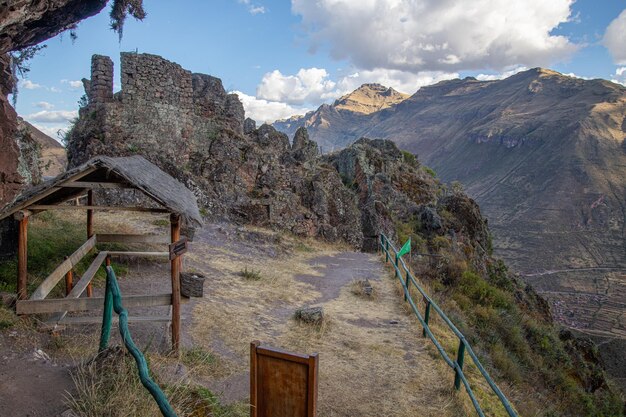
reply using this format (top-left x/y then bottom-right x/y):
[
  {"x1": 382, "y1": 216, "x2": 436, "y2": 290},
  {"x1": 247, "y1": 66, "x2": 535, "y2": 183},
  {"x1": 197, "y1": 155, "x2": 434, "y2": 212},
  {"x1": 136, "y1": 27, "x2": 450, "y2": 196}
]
[{"x1": 65, "y1": 53, "x2": 449, "y2": 251}]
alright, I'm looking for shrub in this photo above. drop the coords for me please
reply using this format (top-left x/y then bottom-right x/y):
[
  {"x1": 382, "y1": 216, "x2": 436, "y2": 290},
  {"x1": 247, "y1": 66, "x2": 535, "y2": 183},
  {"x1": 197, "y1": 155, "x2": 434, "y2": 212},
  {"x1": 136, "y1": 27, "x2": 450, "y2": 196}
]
[
  {"x1": 239, "y1": 267, "x2": 261, "y2": 281},
  {"x1": 401, "y1": 150, "x2": 417, "y2": 167},
  {"x1": 422, "y1": 166, "x2": 437, "y2": 178}
]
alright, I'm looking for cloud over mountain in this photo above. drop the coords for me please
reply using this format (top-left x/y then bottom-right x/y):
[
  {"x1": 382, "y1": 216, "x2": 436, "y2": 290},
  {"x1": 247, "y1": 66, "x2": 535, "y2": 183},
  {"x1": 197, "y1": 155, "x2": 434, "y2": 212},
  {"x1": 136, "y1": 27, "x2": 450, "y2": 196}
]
[
  {"x1": 604, "y1": 8, "x2": 626, "y2": 65},
  {"x1": 292, "y1": 0, "x2": 577, "y2": 72}
]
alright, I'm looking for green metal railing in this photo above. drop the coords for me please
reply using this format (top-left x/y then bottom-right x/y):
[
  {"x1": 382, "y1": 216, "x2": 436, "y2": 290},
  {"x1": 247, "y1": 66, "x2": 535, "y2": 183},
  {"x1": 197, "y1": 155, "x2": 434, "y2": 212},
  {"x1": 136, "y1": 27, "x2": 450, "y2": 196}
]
[
  {"x1": 380, "y1": 234, "x2": 518, "y2": 417},
  {"x1": 99, "y1": 265, "x2": 177, "y2": 417}
]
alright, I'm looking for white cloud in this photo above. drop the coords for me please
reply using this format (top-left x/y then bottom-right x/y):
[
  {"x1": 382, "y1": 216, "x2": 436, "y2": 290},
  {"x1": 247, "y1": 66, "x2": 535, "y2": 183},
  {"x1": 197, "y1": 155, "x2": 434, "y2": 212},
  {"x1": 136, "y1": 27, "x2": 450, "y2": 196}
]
[
  {"x1": 238, "y1": 0, "x2": 265, "y2": 15},
  {"x1": 476, "y1": 66, "x2": 528, "y2": 81},
  {"x1": 26, "y1": 110, "x2": 77, "y2": 123},
  {"x1": 35, "y1": 101, "x2": 54, "y2": 110},
  {"x1": 292, "y1": 0, "x2": 578, "y2": 72},
  {"x1": 249, "y1": 6, "x2": 265, "y2": 14},
  {"x1": 336, "y1": 68, "x2": 458, "y2": 94},
  {"x1": 257, "y1": 68, "x2": 339, "y2": 105},
  {"x1": 611, "y1": 67, "x2": 626, "y2": 86},
  {"x1": 61, "y1": 79, "x2": 83, "y2": 89},
  {"x1": 562, "y1": 72, "x2": 591, "y2": 80},
  {"x1": 232, "y1": 90, "x2": 310, "y2": 124},
  {"x1": 238, "y1": 66, "x2": 459, "y2": 124},
  {"x1": 604, "y1": 9, "x2": 626, "y2": 65},
  {"x1": 49, "y1": 86, "x2": 62, "y2": 93},
  {"x1": 20, "y1": 80, "x2": 42, "y2": 90},
  {"x1": 256, "y1": 66, "x2": 458, "y2": 108}
]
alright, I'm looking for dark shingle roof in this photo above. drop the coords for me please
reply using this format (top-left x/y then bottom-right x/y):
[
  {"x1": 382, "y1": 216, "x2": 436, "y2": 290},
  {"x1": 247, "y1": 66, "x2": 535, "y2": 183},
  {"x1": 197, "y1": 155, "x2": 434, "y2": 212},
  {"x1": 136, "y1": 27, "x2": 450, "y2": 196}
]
[{"x1": 0, "y1": 155, "x2": 203, "y2": 227}]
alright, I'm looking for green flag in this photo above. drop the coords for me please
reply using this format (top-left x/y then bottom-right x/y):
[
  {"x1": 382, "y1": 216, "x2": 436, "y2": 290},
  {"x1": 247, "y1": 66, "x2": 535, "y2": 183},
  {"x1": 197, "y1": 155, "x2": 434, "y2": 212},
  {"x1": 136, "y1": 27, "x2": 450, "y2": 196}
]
[{"x1": 397, "y1": 238, "x2": 411, "y2": 258}]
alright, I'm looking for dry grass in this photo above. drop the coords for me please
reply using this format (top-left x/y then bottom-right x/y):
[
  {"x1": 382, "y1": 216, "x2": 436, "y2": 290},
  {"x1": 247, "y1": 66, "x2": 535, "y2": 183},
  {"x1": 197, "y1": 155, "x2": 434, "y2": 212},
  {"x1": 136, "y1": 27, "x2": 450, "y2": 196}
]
[
  {"x1": 188, "y1": 227, "x2": 467, "y2": 417},
  {"x1": 65, "y1": 347, "x2": 248, "y2": 417},
  {"x1": 384, "y1": 262, "x2": 521, "y2": 417}
]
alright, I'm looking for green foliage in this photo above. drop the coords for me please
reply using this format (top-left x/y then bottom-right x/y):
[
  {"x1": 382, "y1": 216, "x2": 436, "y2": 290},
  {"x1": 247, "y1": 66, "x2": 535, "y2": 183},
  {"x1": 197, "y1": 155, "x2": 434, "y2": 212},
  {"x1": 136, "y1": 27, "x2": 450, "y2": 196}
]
[
  {"x1": 422, "y1": 166, "x2": 437, "y2": 178},
  {"x1": 110, "y1": 0, "x2": 146, "y2": 40},
  {"x1": 9, "y1": 45, "x2": 47, "y2": 106},
  {"x1": 181, "y1": 347, "x2": 217, "y2": 368},
  {"x1": 0, "y1": 306, "x2": 17, "y2": 329},
  {"x1": 0, "y1": 212, "x2": 126, "y2": 294},
  {"x1": 401, "y1": 150, "x2": 417, "y2": 167},
  {"x1": 486, "y1": 259, "x2": 512, "y2": 291},
  {"x1": 431, "y1": 235, "x2": 450, "y2": 251},
  {"x1": 459, "y1": 270, "x2": 512, "y2": 309},
  {"x1": 239, "y1": 267, "x2": 261, "y2": 281}
]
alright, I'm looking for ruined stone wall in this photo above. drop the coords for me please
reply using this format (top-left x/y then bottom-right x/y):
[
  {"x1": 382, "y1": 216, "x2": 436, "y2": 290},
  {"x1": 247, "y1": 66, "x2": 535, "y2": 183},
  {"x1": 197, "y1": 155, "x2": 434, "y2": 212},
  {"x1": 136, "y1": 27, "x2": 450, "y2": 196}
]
[{"x1": 69, "y1": 53, "x2": 244, "y2": 174}]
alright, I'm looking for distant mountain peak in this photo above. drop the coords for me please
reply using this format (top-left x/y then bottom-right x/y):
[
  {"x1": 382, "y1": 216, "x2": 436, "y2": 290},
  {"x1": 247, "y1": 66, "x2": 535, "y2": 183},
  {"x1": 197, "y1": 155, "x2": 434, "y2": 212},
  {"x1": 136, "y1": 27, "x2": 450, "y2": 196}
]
[{"x1": 333, "y1": 83, "x2": 409, "y2": 115}]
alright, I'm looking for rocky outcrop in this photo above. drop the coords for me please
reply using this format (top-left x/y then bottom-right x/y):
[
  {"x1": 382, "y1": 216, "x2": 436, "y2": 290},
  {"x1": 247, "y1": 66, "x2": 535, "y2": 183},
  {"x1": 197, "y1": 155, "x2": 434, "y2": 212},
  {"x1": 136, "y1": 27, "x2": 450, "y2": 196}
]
[
  {"x1": 0, "y1": 1, "x2": 108, "y2": 53},
  {"x1": 0, "y1": 0, "x2": 113, "y2": 208},
  {"x1": 290, "y1": 127, "x2": 318, "y2": 163},
  {"x1": 66, "y1": 54, "x2": 458, "y2": 252},
  {"x1": 0, "y1": 54, "x2": 21, "y2": 205}
]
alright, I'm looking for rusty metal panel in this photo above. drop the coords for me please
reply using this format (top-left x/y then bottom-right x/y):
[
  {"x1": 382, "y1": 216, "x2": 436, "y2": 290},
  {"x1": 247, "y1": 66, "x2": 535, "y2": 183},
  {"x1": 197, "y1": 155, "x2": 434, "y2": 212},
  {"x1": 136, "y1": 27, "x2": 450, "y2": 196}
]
[{"x1": 250, "y1": 341, "x2": 318, "y2": 417}]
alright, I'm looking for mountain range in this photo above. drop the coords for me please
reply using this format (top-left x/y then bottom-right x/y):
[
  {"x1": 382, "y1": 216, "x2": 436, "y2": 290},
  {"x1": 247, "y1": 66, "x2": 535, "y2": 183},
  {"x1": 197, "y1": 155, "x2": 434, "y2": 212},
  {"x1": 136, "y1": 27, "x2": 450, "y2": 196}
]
[{"x1": 274, "y1": 69, "x2": 626, "y2": 351}]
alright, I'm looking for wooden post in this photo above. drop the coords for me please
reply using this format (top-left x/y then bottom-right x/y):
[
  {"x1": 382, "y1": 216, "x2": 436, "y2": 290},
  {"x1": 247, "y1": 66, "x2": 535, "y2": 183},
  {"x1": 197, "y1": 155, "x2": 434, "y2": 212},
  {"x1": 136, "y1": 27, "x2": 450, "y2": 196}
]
[
  {"x1": 87, "y1": 190, "x2": 94, "y2": 238},
  {"x1": 86, "y1": 190, "x2": 94, "y2": 297},
  {"x1": 15, "y1": 211, "x2": 30, "y2": 301},
  {"x1": 170, "y1": 213, "x2": 181, "y2": 355},
  {"x1": 64, "y1": 256, "x2": 73, "y2": 296}
]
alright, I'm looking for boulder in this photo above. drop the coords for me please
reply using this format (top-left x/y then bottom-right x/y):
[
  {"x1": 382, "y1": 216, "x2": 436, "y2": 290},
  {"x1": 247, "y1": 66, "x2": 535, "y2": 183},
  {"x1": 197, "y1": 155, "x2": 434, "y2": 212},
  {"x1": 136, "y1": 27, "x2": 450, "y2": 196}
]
[{"x1": 295, "y1": 306, "x2": 324, "y2": 324}]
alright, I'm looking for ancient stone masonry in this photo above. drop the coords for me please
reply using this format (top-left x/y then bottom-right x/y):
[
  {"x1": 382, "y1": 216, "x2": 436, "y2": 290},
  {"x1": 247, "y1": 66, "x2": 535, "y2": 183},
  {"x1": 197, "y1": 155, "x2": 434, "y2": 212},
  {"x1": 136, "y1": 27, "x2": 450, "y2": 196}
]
[
  {"x1": 66, "y1": 53, "x2": 470, "y2": 251},
  {"x1": 85, "y1": 55, "x2": 114, "y2": 103}
]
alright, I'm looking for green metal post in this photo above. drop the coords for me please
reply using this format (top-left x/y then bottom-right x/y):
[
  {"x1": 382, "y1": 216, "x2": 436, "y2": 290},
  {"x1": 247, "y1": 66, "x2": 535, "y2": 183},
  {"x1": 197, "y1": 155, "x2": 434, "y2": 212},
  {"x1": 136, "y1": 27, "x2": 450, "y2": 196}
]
[
  {"x1": 454, "y1": 339, "x2": 466, "y2": 390},
  {"x1": 395, "y1": 254, "x2": 400, "y2": 278},
  {"x1": 385, "y1": 238, "x2": 389, "y2": 262},
  {"x1": 99, "y1": 261, "x2": 113, "y2": 352},
  {"x1": 404, "y1": 270, "x2": 410, "y2": 301},
  {"x1": 422, "y1": 301, "x2": 431, "y2": 337}
]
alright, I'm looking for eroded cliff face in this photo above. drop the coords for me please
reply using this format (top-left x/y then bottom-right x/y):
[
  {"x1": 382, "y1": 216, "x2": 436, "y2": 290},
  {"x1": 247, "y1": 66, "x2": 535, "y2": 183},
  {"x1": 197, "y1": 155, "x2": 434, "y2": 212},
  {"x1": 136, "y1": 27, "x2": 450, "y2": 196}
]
[{"x1": 0, "y1": 0, "x2": 110, "y2": 207}]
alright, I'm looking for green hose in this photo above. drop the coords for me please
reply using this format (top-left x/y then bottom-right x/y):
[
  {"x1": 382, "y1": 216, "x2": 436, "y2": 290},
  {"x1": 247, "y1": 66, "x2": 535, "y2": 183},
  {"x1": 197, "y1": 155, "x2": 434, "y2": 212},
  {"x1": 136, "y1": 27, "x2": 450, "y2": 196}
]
[{"x1": 99, "y1": 265, "x2": 177, "y2": 417}]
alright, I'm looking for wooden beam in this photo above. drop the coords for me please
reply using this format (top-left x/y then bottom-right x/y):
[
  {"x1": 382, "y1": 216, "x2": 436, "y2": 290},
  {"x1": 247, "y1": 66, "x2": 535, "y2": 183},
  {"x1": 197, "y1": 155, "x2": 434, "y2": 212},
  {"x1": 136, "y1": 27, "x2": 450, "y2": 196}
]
[
  {"x1": 96, "y1": 234, "x2": 170, "y2": 244},
  {"x1": 14, "y1": 210, "x2": 32, "y2": 221},
  {"x1": 55, "y1": 315, "x2": 172, "y2": 325},
  {"x1": 67, "y1": 251, "x2": 108, "y2": 299},
  {"x1": 64, "y1": 258, "x2": 73, "y2": 296},
  {"x1": 87, "y1": 190, "x2": 94, "y2": 239},
  {"x1": 86, "y1": 190, "x2": 94, "y2": 298},
  {"x1": 0, "y1": 166, "x2": 98, "y2": 222},
  {"x1": 29, "y1": 205, "x2": 170, "y2": 213},
  {"x1": 106, "y1": 251, "x2": 170, "y2": 258},
  {"x1": 30, "y1": 236, "x2": 97, "y2": 300},
  {"x1": 17, "y1": 293, "x2": 175, "y2": 315},
  {"x1": 170, "y1": 213, "x2": 181, "y2": 355},
  {"x1": 61, "y1": 181, "x2": 134, "y2": 189},
  {"x1": 48, "y1": 251, "x2": 108, "y2": 323},
  {"x1": 17, "y1": 216, "x2": 28, "y2": 300}
]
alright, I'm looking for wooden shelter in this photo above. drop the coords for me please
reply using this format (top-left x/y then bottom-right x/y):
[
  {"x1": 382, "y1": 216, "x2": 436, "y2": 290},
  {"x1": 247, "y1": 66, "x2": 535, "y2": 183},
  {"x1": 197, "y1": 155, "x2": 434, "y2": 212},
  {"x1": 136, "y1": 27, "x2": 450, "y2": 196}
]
[{"x1": 0, "y1": 155, "x2": 203, "y2": 353}]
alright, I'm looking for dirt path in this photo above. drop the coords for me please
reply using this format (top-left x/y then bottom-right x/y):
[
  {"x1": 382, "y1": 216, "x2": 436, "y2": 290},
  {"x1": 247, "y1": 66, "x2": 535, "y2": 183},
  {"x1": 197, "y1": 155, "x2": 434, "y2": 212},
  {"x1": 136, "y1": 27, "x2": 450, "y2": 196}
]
[
  {"x1": 0, "y1": 219, "x2": 463, "y2": 416},
  {"x1": 182, "y1": 223, "x2": 464, "y2": 417}
]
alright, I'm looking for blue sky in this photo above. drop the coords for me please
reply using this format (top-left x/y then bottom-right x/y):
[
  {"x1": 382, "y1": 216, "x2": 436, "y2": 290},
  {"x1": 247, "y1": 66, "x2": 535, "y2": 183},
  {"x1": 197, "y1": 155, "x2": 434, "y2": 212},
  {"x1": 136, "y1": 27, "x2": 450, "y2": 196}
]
[{"x1": 11, "y1": 0, "x2": 626, "y2": 141}]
